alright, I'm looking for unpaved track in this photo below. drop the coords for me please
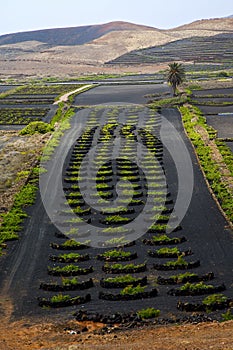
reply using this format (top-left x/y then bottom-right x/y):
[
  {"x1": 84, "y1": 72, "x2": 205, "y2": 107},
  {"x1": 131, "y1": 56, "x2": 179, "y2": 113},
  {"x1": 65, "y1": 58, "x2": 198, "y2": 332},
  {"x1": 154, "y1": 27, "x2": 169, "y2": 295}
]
[{"x1": 54, "y1": 85, "x2": 93, "y2": 105}]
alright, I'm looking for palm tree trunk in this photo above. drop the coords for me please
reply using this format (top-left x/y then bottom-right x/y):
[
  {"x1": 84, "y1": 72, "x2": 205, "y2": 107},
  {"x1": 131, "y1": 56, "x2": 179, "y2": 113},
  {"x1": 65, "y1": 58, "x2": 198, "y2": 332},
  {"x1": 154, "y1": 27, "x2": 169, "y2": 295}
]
[{"x1": 172, "y1": 83, "x2": 176, "y2": 96}]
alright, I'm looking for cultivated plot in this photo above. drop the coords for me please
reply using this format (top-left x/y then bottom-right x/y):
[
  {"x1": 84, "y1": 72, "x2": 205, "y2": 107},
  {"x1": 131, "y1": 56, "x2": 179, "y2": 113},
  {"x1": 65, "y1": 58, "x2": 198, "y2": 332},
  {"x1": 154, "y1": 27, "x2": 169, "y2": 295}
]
[{"x1": 1, "y1": 84, "x2": 232, "y2": 324}]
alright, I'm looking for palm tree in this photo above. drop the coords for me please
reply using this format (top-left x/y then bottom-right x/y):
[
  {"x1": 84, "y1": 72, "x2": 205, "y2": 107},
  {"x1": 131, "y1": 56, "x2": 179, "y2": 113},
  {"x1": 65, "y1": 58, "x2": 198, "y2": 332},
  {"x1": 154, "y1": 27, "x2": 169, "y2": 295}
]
[{"x1": 167, "y1": 62, "x2": 185, "y2": 96}]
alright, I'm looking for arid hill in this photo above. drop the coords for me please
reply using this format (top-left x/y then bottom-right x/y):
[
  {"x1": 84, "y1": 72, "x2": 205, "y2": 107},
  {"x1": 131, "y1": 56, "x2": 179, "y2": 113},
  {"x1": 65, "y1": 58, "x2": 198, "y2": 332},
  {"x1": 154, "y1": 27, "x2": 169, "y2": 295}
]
[
  {"x1": 173, "y1": 17, "x2": 233, "y2": 31},
  {"x1": 0, "y1": 18, "x2": 232, "y2": 78},
  {"x1": 0, "y1": 21, "x2": 157, "y2": 46}
]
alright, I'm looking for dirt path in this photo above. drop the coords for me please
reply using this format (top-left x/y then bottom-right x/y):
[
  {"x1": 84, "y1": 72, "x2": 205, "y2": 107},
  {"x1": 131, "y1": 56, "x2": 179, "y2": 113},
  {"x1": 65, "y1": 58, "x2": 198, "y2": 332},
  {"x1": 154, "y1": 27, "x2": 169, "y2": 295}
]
[
  {"x1": 0, "y1": 298, "x2": 233, "y2": 349},
  {"x1": 53, "y1": 85, "x2": 93, "y2": 105},
  {"x1": 0, "y1": 312, "x2": 233, "y2": 350}
]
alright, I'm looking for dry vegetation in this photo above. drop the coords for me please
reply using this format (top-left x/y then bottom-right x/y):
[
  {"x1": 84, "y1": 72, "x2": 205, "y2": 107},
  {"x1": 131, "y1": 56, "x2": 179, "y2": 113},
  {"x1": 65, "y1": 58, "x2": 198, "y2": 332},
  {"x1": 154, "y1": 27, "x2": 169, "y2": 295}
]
[
  {"x1": 0, "y1": 130, "x2": 49, "y2": 215},
  {"x1": 183, "y1": 79, "x2": 233, "y2": 90},
  {"x1": 174, "y1": 17, "x2": 233, "y2": 31}
]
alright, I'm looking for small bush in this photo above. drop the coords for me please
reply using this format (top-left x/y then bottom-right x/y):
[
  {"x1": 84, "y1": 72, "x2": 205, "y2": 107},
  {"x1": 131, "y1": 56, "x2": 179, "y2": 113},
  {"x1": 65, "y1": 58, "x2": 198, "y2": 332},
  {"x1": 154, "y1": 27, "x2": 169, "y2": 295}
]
[
  {"x1": 137, "y1": 307, "x2": 160, "y2": 319},
  {"x1": 218, "y1": 71, "x2": 229, "y2": 77},
  {"x1": 180, "y1": 282, "x2": 214, "y2": 292},
  {"x1": 120, "y1": 285, "x2": 146, "y2": 295},
  {"x1": 20, "y1": 121, "x2": 54, "y2": 135},
  {"x1": 104, "y1": 275, "x2": 139, "y2": 284},
  {"x1": 222, "y1": 309, "x2": 233, "y2": 321},
  {"x1": 165, "y1": 255, "x2": 188, "y2": 267},
  {"x1": 101, "y1": 250, "x2": 132, "y2": 258},
  {"x1": 202, "y1": 294, "x2": 227, "y2": 307},
  {"x1": 0, "y1": 183, "x2": 37, "y2": 252}
]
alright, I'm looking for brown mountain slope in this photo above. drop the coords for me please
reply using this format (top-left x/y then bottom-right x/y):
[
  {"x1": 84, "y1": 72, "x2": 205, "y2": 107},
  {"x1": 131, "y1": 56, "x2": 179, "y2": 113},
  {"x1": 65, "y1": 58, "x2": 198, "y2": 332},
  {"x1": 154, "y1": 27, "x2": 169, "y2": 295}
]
[
  {"x1": 0, "y1": 21, "x2": 157, "y2": 47},
  {"x1": 0, "y1": 18, "x2": 232, "y2": 78},
  {"x1": 14, "y1": 30, "x2": 175, "y2": 65},
  {"x1": 12, "y1": 26, "x2": 229, "y2": 67},
  {"x1": 173, "y1": 17, "x2": 233, "y2": 31}
]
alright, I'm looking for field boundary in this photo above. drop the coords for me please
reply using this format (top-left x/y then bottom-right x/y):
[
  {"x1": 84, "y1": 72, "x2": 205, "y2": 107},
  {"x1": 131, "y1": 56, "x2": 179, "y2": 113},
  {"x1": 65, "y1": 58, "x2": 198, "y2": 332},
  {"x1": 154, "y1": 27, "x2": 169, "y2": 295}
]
[{"x1": 179, "y1": 104, "x2": 233, "y2": 228}]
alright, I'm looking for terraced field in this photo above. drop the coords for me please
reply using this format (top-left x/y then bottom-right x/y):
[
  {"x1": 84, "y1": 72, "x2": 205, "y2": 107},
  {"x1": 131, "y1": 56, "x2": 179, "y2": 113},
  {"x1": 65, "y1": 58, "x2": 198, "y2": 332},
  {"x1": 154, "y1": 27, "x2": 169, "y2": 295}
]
[
  {"x1": 106, "y1": 33, "x2": 233, "y2": 73},
  {"x1": 191, "y1": 87, "x2": 233, "y2": 138},
  {"x1": 0, "y1": 84, "x2": 84, "y2": 126}
]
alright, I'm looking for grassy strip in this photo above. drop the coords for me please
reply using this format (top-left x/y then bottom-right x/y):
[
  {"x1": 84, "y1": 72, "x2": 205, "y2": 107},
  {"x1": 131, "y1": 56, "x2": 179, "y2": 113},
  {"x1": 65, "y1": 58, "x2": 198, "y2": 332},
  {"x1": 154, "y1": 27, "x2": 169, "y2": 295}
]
[
  {"x1": 191, "y1": 100, "x2": 233, "y2": 106},
  {"x1": 148, "y1": 95, "x2": 189, "y2": 109},
  {"x1": 180, "y1": 105, "x2": 233, "y2": 224},
  {"x1": 0, "y1": 179, "x2": 37, "y2": 255},
  {"x1": 215, "y1": 140, "x2": 233, "y2": 177},
  {"x1": 50, "y1": 102, "x2": 66, "y2": 126},
  {"x1": 40, "y1": 73, "x2": 133, "y2": 83},
  {"x1": 0, "y1": 86, "x2": 21, "y2": 99},
  {"x1": 13, "y1": 84, "x2": 85, "y2": 96},
  {"x1": 41, "y1": 106, "x2": 75, "y2": 161}
]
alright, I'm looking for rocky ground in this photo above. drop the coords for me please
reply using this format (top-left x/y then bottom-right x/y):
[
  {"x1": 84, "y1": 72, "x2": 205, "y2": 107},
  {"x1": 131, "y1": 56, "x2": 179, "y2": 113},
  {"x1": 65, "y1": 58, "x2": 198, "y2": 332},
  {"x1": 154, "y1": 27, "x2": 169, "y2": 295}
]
[{"x1": 0, "y1": 304, "x2": 233, "y2": 350}]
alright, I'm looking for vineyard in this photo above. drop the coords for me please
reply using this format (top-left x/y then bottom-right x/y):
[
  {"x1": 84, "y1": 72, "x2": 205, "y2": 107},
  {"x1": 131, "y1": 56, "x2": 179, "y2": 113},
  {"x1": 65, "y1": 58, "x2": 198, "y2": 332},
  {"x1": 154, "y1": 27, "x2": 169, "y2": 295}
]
[
  {"x1": 0, "y1": 83, "x2": 232, "y2": 330},
  {"x1": 31, "y1": 104, "x2": 233, "y2": 322},
  {"x1": 0, "y1": 84, "x2": 84, "y2": 125}
]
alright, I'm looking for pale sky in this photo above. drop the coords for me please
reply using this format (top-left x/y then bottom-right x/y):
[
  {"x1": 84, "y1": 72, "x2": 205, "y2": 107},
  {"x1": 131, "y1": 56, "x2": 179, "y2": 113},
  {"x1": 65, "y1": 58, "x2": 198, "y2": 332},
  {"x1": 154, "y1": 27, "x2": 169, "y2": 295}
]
[{"x1": 1, "y1": 0, "x2": 232, "y2": 36}]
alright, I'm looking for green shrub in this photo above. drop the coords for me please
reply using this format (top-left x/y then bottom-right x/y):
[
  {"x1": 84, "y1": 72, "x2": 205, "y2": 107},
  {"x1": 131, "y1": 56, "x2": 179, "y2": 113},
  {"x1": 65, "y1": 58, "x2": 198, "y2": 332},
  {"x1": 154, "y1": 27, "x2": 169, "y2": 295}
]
[
  {"x1": 0, "y1": 183, "x2": 37, "y2": 253},
  {"x1": 120, "y1": 285, "x2": 146, "y2": 295},
  {"x1": 222, "y1": 309, "x2": 233, "y2": 321},
  {"x1": 187, "y1": 84, "x2": 202, "y2": 90},
  {"x1": 180, "y1": 282, "x2": 214, "y2": 292},
  {"x1": 56, "y1": 253, "x2": 82, "y2": 260},
  {"x1": 60, "y1": 239, "x2": 90, "y2": 249},
  {"x1": 104, "y1": 215, "x2": 131, "y2": 223},
  {"x1": 152, "y1": 235, "x2": 172, "y2": 243},
  {"x1": 202, "y1": 294, "x2": 227, "y2": 307},
  {"x1": 20, "y1": 121, "x2": 54, "y2": 135},
  {"x1": 218, "y1": 71, "x2": 229, "y2": 77},
  {"x1": 14, "y1": 183, "x2": 37, "y2": 207},
  {"x1": 165, "y1": 255, "x2": 188, "y2": 267},
  {"x1": 137, "y1": 308, "x2": 160, "y2": 319},
  {"x1": 102, "y1": 227, "x2": 129, "y2": 234},
  {"x1": 156, "y1": 247, "x2": 180, "y2": 255},
  {"x1": 50, "y1": 102, "x2": 64, "y2": 126},
  {"x1": 62, "y1": 277, "x2": 79, "y2": 286},
  {"x1": 170, "y1": 272, "x2": 197, "y2": 283},
  {"x1": 104, "y1": 236, "x2": 130, "y2": 246},
  {"x1": 104, "y1": 262, "x2": 146, "y2": 271},
  {"x1": 48, "y1": 264, "x2": 92, "y2": 275},
  {"x1": 180, "y1": 105, "x2": 233, "y2": 223},
  {"x1": 51, "y1": 294, "x2": 71, "y2": 303},
  {"x1": 104, "y1": 275, "x2": 139, "y2": 284},
  {"x1": 101, "y1": 250, "x2": 132, "y2": 258},
  {"x1": 149, "y1": 96, "x2": 188, "y2": 109}
]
